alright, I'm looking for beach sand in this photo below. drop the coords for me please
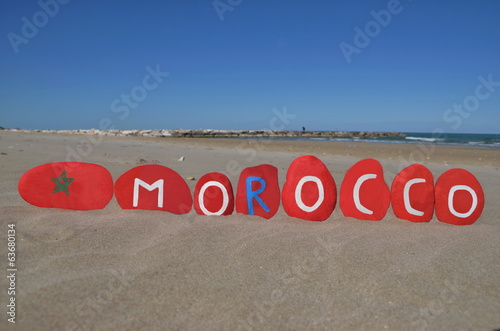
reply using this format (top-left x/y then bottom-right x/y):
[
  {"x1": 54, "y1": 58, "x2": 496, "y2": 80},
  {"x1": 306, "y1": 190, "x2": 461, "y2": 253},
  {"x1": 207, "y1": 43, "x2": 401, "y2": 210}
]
[{"x1": 1, "y1": 131, "x2": 499, "y2": 330}]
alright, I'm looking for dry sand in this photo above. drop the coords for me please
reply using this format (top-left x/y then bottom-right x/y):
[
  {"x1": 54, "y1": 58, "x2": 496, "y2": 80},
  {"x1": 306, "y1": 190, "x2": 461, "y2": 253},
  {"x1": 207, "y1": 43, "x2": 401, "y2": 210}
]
[{"x1": 0, "y1": 131, "x2": 499, "y2": 330}]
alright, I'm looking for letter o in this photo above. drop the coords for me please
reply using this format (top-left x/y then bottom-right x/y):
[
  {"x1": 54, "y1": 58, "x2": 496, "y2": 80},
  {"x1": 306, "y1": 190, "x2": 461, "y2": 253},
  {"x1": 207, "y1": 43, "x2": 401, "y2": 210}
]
[
  {"x1": 295, "y1": 176, "x2": 324, "y2": 212},
  {"x1": 448, "y1": 185, "x2": 478, "y2": 218},
  {"x1": 199, "y1": 181, "x2": 229, "y2": 215},
  {"x1": 435, "y1": 168, "x2": 484, "y2": 225}
]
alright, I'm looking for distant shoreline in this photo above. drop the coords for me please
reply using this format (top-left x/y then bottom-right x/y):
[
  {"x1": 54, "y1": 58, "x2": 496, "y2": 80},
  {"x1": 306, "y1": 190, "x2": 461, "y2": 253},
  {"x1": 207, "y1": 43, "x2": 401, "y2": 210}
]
[
  {"x1": 2, "y1": 128, "x2": 500, "y2": 149},
  {"x1": 0, "y1": 128, "x2": 405, "y2": 139},
  {"x1": 1, "y1": 130, "x2": 499, "y2": 168}
]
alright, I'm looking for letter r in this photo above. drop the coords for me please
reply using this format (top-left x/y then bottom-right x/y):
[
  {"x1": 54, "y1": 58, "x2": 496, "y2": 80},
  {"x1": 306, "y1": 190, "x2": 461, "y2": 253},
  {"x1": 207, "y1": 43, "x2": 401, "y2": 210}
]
[{"x1": 246, "y1": 176, "x2": 270, "y2": 215}]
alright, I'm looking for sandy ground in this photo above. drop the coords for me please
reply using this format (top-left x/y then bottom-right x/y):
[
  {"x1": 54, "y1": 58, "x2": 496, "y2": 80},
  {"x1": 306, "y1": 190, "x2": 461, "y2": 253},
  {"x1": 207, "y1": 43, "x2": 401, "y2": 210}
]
[{"x1": 0, "y1": 131, "x2": 499, "y2": 330}]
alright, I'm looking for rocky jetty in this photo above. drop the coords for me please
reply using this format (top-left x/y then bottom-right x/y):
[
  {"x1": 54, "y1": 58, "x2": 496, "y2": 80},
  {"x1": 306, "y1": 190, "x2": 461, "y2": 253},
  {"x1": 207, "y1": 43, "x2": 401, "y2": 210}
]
[{"x1": 3, "y1": 128, "x2": 405, "y2": 139}]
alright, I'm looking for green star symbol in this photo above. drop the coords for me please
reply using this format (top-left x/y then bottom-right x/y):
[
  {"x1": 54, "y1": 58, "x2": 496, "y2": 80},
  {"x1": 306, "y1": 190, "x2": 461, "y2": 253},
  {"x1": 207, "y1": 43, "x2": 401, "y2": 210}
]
[{"x1": 51, "y1": 170, "x2": 75, "y2": 195}]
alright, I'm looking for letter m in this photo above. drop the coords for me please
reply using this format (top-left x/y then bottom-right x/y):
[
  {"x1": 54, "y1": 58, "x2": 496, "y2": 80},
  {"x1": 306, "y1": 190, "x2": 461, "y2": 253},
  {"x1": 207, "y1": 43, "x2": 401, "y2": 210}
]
[{"x1": 133, "y1": 178, "x2": 164, "y2": 208}]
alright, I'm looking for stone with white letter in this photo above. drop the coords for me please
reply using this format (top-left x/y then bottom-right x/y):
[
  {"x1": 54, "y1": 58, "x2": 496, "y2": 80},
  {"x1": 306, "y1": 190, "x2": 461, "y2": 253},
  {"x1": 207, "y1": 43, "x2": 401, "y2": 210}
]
[
  {"x1": 391, "y1": 164, "x2": 434, "y2": 222},
  {"x1": 340, "y1": 158, "x2": 390, "y2": 220},
  {"x1": 194, "y1": 172, "x2": 234, "y2": 216},
  {"x1": 435, "y1": 168, "x2": 484, "y2": 225},
  {"x1": 114, "y1": 164, "x2": 192, "y2": 214},
  {"x1": 282, "y1": 155, "x2": 337, "y2": 221}
]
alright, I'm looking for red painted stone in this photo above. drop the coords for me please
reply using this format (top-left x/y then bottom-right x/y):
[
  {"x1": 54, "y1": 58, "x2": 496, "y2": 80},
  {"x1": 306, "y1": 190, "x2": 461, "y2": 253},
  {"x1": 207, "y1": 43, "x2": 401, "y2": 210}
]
[
  {"x1": 391, "y1": 164, "x2": 435, "y2": 222},
  {"x1": 282, "y1": 155, "x2": 337, "y2": 221},
  {"x1": 435, "y1": 168, "x2": 484, "y2": 225},
  {"x1": 18, "y1": 162, "x2": 113, "y2": 210},
  {"x1": 194, "y1": 172, "x2": 234, "y2": 216},
  {"x1": 340, "y1": 158, "x2": 390, "y2": 220},
  {"x1": 236, "y1": 164, "x2": 280, "y2": 219},
  {"x1": 114, "y1": 165, "x2": 192, "y2": 214}
]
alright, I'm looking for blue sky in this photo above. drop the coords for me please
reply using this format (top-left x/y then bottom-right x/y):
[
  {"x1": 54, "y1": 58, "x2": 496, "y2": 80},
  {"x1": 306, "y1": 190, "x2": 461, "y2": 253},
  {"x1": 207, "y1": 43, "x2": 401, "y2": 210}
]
[{"x1": 1, "y1": 0, "x2": 499, "y2": 133}]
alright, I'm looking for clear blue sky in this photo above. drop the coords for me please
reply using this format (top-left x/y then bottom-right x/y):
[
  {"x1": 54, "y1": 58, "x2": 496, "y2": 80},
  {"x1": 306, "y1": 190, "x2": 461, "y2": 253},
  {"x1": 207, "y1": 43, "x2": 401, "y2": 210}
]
[{"x1": 1, "y1": 0, "x2": 499, "y2": 133}]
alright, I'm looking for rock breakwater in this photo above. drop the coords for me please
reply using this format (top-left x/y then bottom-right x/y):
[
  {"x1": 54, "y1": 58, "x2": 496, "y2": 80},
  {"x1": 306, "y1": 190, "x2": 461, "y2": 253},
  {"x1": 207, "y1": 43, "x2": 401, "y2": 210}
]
[{"x1": 2, "y1": 128, "x2": 405, "y2": 139}]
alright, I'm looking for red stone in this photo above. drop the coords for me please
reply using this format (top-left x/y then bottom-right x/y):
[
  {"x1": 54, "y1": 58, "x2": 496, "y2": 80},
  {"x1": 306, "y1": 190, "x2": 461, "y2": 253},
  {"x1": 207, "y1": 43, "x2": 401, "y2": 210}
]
[
  {"x1": 114, "y1": 165, "x2": 192, "y2": 214},
  {"x1": 340, "y1": 158, "x2": 390, "y2": 220},
  {"x1": 435, "y1": 168, "x2": 484, "y2": 225},
  {"x1": 18, "y1": 162, "x2": 113, "y2": 210},
  {"x1": 282, "y1": 155, "x2": 337, "y2": 221},
  {"x1": 194, "y1": 172, "x2": 234, "y2": 216},
  {"x1": 391, "y1": 164, "x2": 435, "y2": 222},
  {"x1": 235, "y1": 164, "x2": 280, "y2": 219}
]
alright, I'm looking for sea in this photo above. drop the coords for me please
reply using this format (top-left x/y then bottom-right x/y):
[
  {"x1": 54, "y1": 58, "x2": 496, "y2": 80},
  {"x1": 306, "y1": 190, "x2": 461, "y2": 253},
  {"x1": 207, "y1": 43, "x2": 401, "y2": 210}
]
[{"x1": 254, "y1": 132, "x2": 500, "y2": 149}]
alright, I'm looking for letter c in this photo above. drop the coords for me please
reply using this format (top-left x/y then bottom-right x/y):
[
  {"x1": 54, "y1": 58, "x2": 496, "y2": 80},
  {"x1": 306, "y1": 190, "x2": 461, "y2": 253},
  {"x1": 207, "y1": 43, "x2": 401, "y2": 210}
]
[
  {"x1": 404, "y1": 178, "x2": 426, "y2": 216},
  {"x1": 353, "y1": 174, "x2": 376, "y2": 215}
]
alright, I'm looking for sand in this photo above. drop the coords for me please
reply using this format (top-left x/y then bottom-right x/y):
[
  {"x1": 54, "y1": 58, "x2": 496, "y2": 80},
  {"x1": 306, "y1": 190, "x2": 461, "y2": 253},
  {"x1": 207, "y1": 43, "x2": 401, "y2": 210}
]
[{"x1": 0, "y1": 131, "x2": 499, "y2": 330}]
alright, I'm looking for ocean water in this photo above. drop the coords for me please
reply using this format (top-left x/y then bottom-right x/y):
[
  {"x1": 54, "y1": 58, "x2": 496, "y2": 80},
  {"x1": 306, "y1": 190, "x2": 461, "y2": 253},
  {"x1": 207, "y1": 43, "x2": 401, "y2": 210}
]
[
  {"x1": 251, "y1": 132, "x2": 500, "y2": 149},
  {"x1": 401, "y1": 132, "x2": 500, "y2": 148}
]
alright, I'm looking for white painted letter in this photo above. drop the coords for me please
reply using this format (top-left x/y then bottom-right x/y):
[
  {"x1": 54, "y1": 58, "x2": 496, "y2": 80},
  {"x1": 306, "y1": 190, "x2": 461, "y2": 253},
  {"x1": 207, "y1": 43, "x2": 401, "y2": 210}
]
[
  {"x1": 199, "y1": 181, "x2": 229, "y2": 215},
  {"x1": 448, "y1": 185, "x2": 477, "y2": 218},
  {"x1": 133, "y1": 179, "x2": 164, "y2": 208},
  {"x1": 295, "y1": 176, "x2": 324, "y2": 212},
  {"x1": 354, "y1": 174, "x2": 376, "y2": 215},
  {"x1": 404, "y1": 178, "x2": 426, "y2": 216}
]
